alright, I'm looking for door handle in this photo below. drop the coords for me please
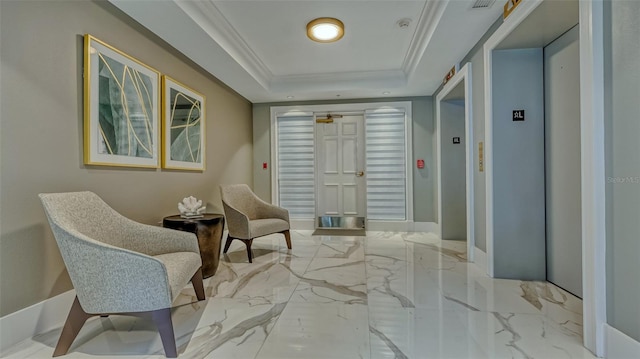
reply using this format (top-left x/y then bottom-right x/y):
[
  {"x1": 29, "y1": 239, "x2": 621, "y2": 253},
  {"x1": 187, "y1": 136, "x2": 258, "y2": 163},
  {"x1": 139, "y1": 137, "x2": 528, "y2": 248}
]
[{"x1": 356, "y1": 171, "x2": 365, "y2": 177}]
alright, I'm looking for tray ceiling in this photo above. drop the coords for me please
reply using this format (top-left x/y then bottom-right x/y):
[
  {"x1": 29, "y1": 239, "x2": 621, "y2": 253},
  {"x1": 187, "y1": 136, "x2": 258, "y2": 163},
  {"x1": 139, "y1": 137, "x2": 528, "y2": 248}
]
[{"x1": 109, "y1": 0, "x2": 503, "y2": 103}]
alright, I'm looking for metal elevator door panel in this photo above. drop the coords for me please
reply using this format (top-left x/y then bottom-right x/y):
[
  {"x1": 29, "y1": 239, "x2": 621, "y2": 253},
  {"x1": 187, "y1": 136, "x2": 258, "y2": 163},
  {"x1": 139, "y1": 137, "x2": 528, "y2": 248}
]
[{"x1": 544, "y1": 25, "x2": 582, "y2": 298}]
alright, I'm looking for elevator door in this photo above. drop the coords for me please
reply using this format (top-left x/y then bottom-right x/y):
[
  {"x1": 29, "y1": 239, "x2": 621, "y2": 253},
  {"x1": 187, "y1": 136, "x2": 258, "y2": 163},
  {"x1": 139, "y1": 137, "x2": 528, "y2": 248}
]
[{"x1": 544, "y1": 25, "x2": 582, "y2": 297}]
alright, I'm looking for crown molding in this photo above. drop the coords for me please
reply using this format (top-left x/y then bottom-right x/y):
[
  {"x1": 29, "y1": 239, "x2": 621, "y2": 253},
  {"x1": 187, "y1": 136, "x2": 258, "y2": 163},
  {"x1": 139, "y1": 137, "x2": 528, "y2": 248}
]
[
  {"x1": 174, "y1": 0, "x2": 273, "y2": 89},
  {"x1": 402, "y1": 0, "x2": 449, "y2": 77}
]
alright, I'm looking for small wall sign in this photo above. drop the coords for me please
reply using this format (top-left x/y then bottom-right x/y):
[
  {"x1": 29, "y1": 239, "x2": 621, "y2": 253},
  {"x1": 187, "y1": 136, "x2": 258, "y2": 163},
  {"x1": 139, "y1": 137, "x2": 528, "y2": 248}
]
[
  {"x1": 453, "y1": 137, "x2": 461, "y2": 144},
  {"x1": 513, "y1": 110, "x2": 525, "y2": 121}
]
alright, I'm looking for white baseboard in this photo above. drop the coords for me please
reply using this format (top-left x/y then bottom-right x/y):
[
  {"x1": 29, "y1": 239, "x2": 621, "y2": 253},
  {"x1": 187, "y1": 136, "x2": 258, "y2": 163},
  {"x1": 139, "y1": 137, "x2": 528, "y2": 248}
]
[
  {"x1": 605, "y1": 324, "x2": 640, "y2": 359},
  {"x1": 0, "y1": 289, "x2": 75, "y2": 353},
  {"x1": 473, "y1": 247, "x2": 489, "y2": 275}
]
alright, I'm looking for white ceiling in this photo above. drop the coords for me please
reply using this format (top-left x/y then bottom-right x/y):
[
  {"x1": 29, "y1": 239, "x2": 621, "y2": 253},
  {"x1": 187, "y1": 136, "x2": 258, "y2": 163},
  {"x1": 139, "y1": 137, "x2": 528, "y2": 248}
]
[{"x1": 109, "y1": 0, "x2": 504, "y2": 103}]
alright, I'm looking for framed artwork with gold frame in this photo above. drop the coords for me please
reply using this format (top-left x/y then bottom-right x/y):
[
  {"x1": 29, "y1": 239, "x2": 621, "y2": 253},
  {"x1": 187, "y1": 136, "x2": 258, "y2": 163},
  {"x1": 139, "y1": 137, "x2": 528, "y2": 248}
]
[
  {"x1": 161, "y1": 76, "x2": 205, "y2": 171},
  {"x1": 83, "y1": 34, "x2": 160, "y2": 168}
]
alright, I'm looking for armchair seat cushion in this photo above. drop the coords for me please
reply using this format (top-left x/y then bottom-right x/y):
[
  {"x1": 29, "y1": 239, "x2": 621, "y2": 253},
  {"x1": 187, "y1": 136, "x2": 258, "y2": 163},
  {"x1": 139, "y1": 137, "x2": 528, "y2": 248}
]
[
  {"x1": 249, "y1": 218, "x2": 289, "y2": 238},
  {"x1": 153, "y1": 252, "x2": 202, "y2": 300}
]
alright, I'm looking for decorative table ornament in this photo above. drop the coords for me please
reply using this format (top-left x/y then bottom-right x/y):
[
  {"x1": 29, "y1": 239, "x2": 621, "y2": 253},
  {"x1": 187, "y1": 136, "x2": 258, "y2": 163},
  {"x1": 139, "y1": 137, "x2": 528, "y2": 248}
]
[{"x1": 178, "y1": 196, "x2": 206, "y2": 218}]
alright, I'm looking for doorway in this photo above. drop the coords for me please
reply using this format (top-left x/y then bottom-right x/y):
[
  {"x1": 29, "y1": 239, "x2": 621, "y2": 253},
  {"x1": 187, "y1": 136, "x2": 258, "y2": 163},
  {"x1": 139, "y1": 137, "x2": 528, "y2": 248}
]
[
  {"x1": 441, "y1": 99, "x2": 467, "y2": 241},
  {"x1": 436, "y1": 64, "x2": 475, "y2": 260},
  {"x1": 271, "y1": 101, "x2": 413, "y2": 231},
  {"x1": 481, "y1": 0, "x2": 606, "y2": 355},
  {"x1": 315, "y1": 114, "x2": 366, "y2": 229}
]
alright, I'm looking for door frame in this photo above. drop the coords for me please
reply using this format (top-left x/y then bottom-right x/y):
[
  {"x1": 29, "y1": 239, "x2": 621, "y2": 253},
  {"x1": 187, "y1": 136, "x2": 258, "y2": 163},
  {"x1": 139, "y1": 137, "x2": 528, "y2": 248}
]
[
  {"x1": 270, "y1": 101, "x2": 413, "y2": 230},
  {"x1": 482, "y1": 0, "x2": 606, "y2": 355},
  {"x1": 436, "y1": 63, "x2": 475, "y2": 262}
]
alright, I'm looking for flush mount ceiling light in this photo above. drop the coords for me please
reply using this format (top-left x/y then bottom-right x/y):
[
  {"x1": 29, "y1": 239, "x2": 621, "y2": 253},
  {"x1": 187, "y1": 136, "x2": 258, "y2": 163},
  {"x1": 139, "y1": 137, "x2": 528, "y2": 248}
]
[{"x1": 307, "y1": 17, "x2": 344, "y2": 43}]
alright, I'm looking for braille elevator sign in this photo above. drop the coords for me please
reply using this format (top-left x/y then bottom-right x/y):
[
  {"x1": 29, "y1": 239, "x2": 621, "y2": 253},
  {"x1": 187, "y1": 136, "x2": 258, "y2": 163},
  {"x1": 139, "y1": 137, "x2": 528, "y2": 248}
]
[{"x1": 513, "y1": 110, "x2": 525, "y2": 121}]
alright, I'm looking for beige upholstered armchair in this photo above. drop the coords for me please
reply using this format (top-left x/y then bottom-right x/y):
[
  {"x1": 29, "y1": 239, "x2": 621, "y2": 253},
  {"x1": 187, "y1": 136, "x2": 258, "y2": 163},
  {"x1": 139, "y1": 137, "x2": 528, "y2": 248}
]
[
  {"x1": 39, "y1": 191, "x2": 205, "y2": 358},
  {"x1": 220, "y1": 184, "x2": 291, "y2": 262}
]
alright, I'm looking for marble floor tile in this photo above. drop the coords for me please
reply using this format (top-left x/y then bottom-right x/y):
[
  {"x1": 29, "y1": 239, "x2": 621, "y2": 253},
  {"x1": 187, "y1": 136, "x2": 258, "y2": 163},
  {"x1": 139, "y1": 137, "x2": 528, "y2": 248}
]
[
  {"x1": 457, "y1": 311, "x2": 594, "y2": 359},
  {"x1": 315, "y1": 237, "x2": 365, "y2": 260},
  {"x1": 369, "y1": 307, "x2": 488, "y2": 359},
  {"x1": 2, "y1": 231, "x2": 595, "y2": 359},
  {"x1": 180, "y1": 299, "x2": 285, "y2": 359},
  {"x1": 366, "y1": 253, "x2": 452, "y2": 311},
  {"x1": 255, "y1": 301, "x2": 370, "y2": 359},
  {"x1": 289, "y1": 258, "x2": 367, "y2": 305}
]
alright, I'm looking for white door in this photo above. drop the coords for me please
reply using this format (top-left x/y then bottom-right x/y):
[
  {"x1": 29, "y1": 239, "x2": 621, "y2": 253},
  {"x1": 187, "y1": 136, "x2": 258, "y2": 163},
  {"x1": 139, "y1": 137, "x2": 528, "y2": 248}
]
[{"x1": 316, "y1": 115, "x2": 366, "y2": 228}]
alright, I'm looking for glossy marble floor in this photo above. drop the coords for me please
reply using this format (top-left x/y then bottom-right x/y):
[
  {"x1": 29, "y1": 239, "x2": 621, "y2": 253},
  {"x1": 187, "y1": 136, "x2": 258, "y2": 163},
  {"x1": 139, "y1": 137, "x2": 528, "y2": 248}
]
[{"x1": 2, "y1": 231, "x2": 596, "y2": 358}]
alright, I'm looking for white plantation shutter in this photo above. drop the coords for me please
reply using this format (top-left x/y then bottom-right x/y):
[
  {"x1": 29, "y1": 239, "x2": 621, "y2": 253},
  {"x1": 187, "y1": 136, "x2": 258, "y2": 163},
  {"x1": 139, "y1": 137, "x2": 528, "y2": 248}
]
[
  {"x1": 365, "y1": 111, "x2": 407, "y2": 220},
  {"x1": 276, "y1": 116, "x2": 315, "y2": 219}
]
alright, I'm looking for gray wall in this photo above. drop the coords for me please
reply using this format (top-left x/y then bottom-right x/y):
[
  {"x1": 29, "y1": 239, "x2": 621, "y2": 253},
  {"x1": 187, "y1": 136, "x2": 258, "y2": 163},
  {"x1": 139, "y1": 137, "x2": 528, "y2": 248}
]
[
  {"x1": 0, "y1": 0, "x2": 253, "y2": 317},
  {"x1": 605, "y1": 0, "x2": 640, "y2": 342},
  {"x1": 440, "y1": 100, "x2": 467, "y2": 240},
  {"x1": 253, "y1": 97, "x2": 436, "y2": 223},
  {"x1": 544, "y1": 25, "x2": 582, "y2": 297},
  {"x1": 492, "y1": 48, "x2": 546, "y2": 280}
]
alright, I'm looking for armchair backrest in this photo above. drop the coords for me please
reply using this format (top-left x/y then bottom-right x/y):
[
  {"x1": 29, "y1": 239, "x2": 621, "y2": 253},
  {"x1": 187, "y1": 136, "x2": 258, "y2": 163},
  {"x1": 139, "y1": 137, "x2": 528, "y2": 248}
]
[
  {"x1": 220, "y1": 184, "x2": 260, "y2": 220},
  {"x1": 39, "y1": 191, "x2": 128, "y2": 248}
]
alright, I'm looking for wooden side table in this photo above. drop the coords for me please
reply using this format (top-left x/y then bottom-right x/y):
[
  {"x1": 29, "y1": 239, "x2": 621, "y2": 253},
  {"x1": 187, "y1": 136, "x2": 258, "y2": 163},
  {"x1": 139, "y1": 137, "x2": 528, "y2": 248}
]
[{"x1": 163, "y1": 213, "x2": 225, "y2": 278}]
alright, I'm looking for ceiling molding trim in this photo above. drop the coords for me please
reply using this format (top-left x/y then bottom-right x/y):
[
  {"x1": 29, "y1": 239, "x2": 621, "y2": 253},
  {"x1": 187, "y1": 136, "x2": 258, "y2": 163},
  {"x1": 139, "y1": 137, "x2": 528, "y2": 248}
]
[
  {"x1": 173, "y1": 0, "x2": 273, "y2": 89},
  {"x1": 270, "y1": 70, "x2": 407, "y2": 93},
  {"x1": 402, "y1": 0, "x2": 449, "y2": 77}
]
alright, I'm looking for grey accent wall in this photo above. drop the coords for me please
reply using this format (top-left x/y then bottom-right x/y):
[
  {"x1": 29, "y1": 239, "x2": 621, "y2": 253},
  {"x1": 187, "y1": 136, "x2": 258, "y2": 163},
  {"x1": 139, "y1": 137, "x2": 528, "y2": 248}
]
[
  {"x1": 440, "y1": 100, "x2": 467, "y2": 240},
  {"x1": 605, "y1": 0, "x2": 640, "y2": 342},
  {"x1": 544, "y1": 25, "x2": 582, "y2": 297},
  {"x1": 253, "y1": 97, "x2": 436, "y2": 222},
  {"x1": 0, "y1": 0, "x2": 253, "y2": 317},
  {"x1": 492, "y1": 48, "x2": 546, "y2": 280}
]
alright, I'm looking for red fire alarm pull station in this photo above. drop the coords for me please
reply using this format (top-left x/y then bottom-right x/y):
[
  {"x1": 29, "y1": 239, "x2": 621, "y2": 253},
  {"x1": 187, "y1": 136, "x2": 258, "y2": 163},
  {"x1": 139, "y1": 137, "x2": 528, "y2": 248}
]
[
  {"x1": 417, "y1": 159, "x2": 425, "y2": 169},
  {"x1": 263, "y1": 162, "x2": 268, "y2": 169}
]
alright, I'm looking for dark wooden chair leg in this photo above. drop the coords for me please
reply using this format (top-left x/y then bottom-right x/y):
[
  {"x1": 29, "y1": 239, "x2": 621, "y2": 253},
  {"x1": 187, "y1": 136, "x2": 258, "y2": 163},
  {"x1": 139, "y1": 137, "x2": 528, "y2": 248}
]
[
  {"x1": 53, "y1": 298, "x2": 194, "y2": 358},
  {"x1": 282, "y1": 230, "x2": 292, "y2": 249},
  {"x1": 191, "y1": 268, "x2": 205, "y2": 301},
  {"x1": 244, "y1": 239, "x2": 254, "y2": 263},
  {"x1": 53, "y1": 296, "x2": 92, "y2": 357},
  {"x1": 223, "y1": 235, "x2": 234, "y2": 254},
  {"x1": 151, "y1": 308, "x2": 177, "y2": 358}
]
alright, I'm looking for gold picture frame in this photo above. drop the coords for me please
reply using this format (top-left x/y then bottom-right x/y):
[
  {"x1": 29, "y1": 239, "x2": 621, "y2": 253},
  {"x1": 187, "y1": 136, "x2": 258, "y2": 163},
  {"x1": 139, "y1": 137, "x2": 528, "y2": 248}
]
[
  {"x1": 83, "y1": 34, "x2": 160, "y2": 168},
  {"x1": 161, "y1": 76, "x2": 205, "y2": 171}
]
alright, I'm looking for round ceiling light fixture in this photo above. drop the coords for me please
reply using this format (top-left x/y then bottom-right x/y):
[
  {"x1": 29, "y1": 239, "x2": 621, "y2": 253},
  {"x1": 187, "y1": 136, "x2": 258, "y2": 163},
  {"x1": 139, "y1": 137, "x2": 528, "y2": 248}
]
[{"x1": 307, "y1": 17, "x2": 344, "y2": 43}]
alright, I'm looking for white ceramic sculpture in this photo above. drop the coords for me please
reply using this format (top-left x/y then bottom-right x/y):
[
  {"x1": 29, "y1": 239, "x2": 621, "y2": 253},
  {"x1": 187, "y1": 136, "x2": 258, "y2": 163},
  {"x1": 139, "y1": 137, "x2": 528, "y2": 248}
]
[{"x1": 178, "y1": 196, "x2": 206, "y2": 218}]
